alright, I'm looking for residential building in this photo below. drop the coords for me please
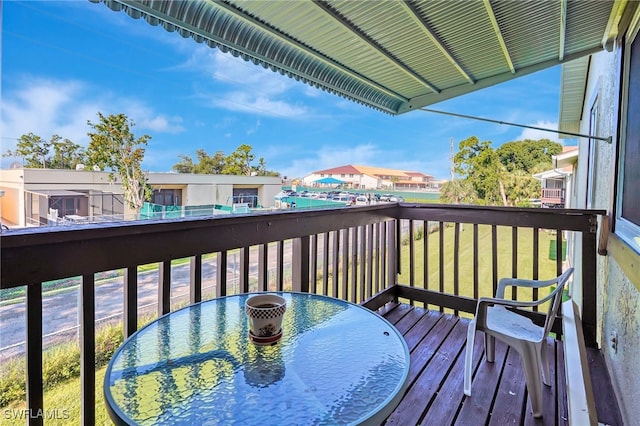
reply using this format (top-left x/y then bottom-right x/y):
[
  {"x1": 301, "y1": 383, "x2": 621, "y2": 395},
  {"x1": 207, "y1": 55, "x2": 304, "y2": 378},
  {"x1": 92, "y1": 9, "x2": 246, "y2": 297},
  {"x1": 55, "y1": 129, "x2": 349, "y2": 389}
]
[
  {"x1": 0, "y1": 168, "x2": 282, "y2": 227},
  {"x1": 534, "y1": 146, "x2": 579, "y2": 208},
  {"x1": 303, "y1": 164, "x2": 435, "y2": 190},
  {"x1": 557, "y1": 14, "x2": 640, "y2": 420}
]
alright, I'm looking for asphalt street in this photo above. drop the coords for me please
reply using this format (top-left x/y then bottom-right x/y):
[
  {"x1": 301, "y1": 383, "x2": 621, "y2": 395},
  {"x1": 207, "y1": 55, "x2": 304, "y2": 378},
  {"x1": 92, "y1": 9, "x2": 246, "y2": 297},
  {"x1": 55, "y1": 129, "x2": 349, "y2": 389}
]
[{"x1": 0, "y1": 246, "x2": 295, "y2": 360}]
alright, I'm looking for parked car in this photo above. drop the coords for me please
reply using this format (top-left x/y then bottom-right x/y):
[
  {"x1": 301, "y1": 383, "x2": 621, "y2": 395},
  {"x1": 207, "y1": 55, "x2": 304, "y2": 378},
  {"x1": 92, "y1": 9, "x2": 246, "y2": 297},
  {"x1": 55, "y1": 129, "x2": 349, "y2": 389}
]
[
  {"x1": 388, "y1": 196, "x2": 404, "y2": 202},
  {"x1": 355, "y1": 196, "x2": 369, "y2": 206}
]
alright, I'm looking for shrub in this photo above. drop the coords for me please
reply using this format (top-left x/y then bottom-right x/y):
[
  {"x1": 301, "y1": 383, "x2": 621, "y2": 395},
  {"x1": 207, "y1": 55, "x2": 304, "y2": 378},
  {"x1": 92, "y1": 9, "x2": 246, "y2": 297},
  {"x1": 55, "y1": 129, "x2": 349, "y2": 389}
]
[{"x1": 0, "y1": 322, "x2": 125, "y2": 407}]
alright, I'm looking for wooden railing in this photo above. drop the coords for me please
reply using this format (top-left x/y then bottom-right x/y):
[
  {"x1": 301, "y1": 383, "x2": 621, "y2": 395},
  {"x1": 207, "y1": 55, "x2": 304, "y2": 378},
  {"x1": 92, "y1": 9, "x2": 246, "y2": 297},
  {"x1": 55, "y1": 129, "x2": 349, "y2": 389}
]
[
  {"x1": 541, "y1": 187, "x2": 565, "y2": 205},
  {"x1": 0, "y1": 203, "x2": 603, "y2": 425}
]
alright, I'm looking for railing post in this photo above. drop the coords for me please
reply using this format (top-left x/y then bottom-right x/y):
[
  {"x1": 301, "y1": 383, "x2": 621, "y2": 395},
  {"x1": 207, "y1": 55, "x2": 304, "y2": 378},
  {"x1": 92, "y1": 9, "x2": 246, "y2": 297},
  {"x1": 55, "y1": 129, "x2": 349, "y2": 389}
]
[
  {"x1": 292, "y1": 236, "x2": 310, "y2": 293},
  {"x1": 25, "y1": 283, "x2": 43, "y2": 426},
  {"x1": 190, "y1": 255, "x2": 202, "y2": 304},
  {"x1": 240, "y1": 246, "x2": 250, "y2": 293},
  {"x1": 258, "y1": 244, "x2": 268, "y2": 292},
  {"x1": 387, "y1": 221, "x2": 397, "y2": 290},
  {"x1": 216, "y1": 251, "x2": 227, "y2": 297},
  {"x1": 581, "y1": 216, "x2": 599, "y2": 348},
  {"x1": 158, "y1": 260, "x2": 171, "y2": 316},
  {"x1": 80, "y1": 274, "x2": 95, "y2": 426},
  {"x1": 124, "y1": 266, "x2": 137, "y2": 337}
]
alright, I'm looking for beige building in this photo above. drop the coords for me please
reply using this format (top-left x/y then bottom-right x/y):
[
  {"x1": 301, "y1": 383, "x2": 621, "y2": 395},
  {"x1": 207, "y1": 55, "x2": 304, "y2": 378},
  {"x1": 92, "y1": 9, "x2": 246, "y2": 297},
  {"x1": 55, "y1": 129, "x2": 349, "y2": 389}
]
[
  {"x1": 0, "y1": 168, "x2": 282, "y2": 227},
  {"x1": 303, "y1": 164, "x2": 435, "y2": 190}
]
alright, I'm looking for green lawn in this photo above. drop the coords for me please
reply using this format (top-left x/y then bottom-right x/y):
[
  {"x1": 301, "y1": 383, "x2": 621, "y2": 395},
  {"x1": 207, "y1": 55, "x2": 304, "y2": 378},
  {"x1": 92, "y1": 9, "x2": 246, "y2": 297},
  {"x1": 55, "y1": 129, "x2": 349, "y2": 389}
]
[
  {"x1": 397, "y1": 223, "x2": 561, "y2": 307},
  {"x1": 1, "y1": 366, "x2": 111, "y2": 425}
]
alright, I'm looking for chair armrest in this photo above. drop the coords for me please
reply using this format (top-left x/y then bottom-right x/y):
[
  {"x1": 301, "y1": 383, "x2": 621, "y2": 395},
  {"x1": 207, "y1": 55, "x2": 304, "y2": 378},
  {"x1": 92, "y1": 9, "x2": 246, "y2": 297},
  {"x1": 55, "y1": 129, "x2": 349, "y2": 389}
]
[
  {"x1": 475, "y1": 297, "x2": 542, "y2": 328},
  {"x1": 495, "y1": 268, "x2": 574, "y2": 298}
]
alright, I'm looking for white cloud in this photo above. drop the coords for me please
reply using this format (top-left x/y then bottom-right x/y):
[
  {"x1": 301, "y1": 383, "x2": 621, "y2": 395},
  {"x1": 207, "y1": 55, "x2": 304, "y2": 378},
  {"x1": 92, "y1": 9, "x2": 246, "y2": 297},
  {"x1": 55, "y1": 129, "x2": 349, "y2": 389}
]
[
  {"x1": 212, "y1": 92, "x2": 308, "y2": 118},
  {"x1": 1, "y1": 78, "x2": 95, "y2": 148},
  {"x1": 1, "y1": 77, "x2": 186, "y2": 158},
  {"x1": 137, "y1": 115, "x2": 185, "y2": 134},
  {"x1": 246, "y1": 119, "x2": 261, "y2": 135},
  {"x1": 516, "y1": 121, "x2": 563, "y2": 143},
  {"x1": 182, "y1": 48, "x2": 313, "y2": 119}
]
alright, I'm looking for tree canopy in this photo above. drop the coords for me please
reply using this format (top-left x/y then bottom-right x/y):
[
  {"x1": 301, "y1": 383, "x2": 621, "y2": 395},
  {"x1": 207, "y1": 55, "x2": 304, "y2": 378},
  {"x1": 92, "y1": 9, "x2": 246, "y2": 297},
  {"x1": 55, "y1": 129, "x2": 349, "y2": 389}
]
[
  {"x1": 451, "y1": 136, "x2": 561, "y2": 206},
  {"x1": 3, "y1": 133, "x2": 85, "y2": 169},
  {"x1": 86, "y1": 113, "x2": 152, "y2": 212},
  {"x1": 172, "y1": 144, "x2": 279, "y2": 177}
]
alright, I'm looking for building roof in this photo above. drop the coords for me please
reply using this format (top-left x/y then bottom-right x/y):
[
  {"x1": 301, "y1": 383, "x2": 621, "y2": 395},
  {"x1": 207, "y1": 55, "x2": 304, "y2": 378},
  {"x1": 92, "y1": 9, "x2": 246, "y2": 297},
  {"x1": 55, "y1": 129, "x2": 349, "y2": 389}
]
[
  {"x1": 95, "y1": 0, "x2": 635, "y2": 115},
  {"x1": 313, "y1": 164, "x2": 432, "y2": 179},
  {"x1": 26, "y1": 189, "x2": 89, "y2": 197}
]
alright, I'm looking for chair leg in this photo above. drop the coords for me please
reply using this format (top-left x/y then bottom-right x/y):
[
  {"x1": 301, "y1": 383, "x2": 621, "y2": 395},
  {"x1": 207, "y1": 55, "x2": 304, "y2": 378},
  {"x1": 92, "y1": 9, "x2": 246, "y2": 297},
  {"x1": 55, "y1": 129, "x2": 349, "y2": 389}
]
[
  {"x1": 464, "y1": 319, "x2": 476, "y2": 396},
  {"x1": 485, "y1": 334, "x2": 495, "y2": 363},
  {"x1": 538, "y1": 340, "x2": 551, "y2": 386},
  {"x1": 520, "y1": 343, "x2": 544, "y2": 418}
]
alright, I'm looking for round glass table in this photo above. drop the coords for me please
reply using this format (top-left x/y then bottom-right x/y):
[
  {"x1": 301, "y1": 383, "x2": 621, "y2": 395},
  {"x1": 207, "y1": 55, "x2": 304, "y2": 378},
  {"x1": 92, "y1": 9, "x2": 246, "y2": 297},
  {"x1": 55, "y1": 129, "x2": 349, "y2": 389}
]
[{"x1": 104, "y1": 292, "x2": 410, "y2": 425}]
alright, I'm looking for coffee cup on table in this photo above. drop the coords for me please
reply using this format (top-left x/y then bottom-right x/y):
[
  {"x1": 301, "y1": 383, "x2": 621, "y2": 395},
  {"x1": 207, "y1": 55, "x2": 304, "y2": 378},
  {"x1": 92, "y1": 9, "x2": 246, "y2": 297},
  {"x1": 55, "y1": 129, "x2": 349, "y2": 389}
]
[{"x1": 245, "y1": 294, "x2": 287, "y2": 345}]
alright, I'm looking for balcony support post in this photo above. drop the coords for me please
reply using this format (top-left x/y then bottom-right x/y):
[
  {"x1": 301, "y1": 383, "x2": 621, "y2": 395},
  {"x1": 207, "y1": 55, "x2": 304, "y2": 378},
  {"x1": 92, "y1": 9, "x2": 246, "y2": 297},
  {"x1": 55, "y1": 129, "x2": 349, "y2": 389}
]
[
  {"x1": 582, "y1": 217, "x2": 599, "y2": 348},
  {"x1": 292, "y1": 236, "x2": 310, "y2": 293}
]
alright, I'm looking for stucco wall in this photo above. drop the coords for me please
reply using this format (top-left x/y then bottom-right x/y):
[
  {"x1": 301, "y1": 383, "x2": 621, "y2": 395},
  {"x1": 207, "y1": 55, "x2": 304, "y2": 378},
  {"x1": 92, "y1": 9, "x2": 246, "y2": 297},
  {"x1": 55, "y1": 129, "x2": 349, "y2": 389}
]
[{"x1": 579, "y1": 47, "x2": 640, "y2": 423}]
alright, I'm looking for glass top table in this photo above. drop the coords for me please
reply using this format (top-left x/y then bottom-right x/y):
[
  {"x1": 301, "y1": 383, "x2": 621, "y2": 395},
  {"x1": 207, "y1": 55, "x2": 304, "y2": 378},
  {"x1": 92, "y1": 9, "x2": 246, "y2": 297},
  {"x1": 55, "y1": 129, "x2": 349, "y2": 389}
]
[{"x1": 104, "y1": 292, "x2": 410, "y2": 425}]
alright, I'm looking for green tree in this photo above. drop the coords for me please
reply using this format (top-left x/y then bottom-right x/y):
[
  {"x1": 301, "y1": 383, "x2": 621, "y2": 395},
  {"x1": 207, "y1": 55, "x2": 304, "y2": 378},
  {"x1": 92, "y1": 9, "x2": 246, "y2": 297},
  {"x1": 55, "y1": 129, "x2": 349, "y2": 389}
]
[
  {"x1": 3, "y1": 133, "x2": 85, "y2": 169},
  {"x1": 51, "y1": 136, "x2": 85, "y2": 169},
  {"x1": 86, "y1": 113, "x2": 152, "y2": 212},
  {"x1": 172, "y1": 154, "x2": 195, "y2": 173},
  {"x1": 439, "y1": 178, "x2": 478, "y2": 205},
  {"x1": 172, "y1": 149, "x2": 226, "y2": 174},
  {"x1": 452, "y1": 136, "x2": 562, "y2": 206},
  {"x1": 454, "y1": 136, "x2": 503, "y2": 204},
  {"x1": 223, "y1": 144, "x2": 255, "y2": 176},
  {"x1": 496, "y1": 139, "x2": 561, "y2": 173},
  {"x1": 11, "y1": 133, "x2": 51, "y2": 168}
]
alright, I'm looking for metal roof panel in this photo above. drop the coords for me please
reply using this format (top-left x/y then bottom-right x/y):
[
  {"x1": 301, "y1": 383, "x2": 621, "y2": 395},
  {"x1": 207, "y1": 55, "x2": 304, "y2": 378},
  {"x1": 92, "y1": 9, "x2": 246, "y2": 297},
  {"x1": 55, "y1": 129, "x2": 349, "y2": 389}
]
[{"x1": 92, "y1": 0, "x2": 629, "y2": 115}]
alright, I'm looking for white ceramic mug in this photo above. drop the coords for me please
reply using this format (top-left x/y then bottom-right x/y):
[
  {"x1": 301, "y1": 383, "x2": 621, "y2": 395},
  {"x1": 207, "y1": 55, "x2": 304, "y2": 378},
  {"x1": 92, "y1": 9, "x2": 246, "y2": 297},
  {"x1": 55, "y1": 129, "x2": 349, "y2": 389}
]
[{"x1": 245, "y1": 294, "x2": 287, "y2": 340}]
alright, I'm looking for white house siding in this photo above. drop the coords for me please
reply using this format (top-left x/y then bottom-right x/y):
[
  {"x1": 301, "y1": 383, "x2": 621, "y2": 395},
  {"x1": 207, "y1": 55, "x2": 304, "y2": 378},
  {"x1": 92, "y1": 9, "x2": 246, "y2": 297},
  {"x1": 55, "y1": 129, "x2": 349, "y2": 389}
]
[{"x1": 576, "y1": 48, "x2": 640, "y2": 423}]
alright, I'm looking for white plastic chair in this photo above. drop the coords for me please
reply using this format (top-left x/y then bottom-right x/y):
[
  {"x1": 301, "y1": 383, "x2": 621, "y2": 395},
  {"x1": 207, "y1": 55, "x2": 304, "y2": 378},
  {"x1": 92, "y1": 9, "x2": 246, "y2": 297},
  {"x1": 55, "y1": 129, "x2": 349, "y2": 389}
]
[{"x1": 463, "y1": 268, "x2": 574, "y2": 418}]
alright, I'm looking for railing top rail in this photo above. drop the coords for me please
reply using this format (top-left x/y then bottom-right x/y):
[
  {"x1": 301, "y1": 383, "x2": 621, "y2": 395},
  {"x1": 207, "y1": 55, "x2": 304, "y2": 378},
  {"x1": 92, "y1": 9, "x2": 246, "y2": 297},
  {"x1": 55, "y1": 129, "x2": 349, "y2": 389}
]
[
  {"x1": 396, "y1": 203, "x2": 605, "y2": 232},
  {"x1": 0, "y1": 205, "x2": 396, "y2": 289},
  {"x1": 1, "y1": 204, "x2": 605, "y2": 289}
]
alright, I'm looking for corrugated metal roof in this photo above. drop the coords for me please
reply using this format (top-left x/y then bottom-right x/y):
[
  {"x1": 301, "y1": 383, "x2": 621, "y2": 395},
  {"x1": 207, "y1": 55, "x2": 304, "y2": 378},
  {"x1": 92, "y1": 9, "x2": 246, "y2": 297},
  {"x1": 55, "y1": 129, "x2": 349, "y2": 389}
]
[
  {"x1": 559, "y1": 55, "x2": 590, "y2": 136},
  {"x1": 92, "y1": 0, "x2": 635, "y2": 115}
]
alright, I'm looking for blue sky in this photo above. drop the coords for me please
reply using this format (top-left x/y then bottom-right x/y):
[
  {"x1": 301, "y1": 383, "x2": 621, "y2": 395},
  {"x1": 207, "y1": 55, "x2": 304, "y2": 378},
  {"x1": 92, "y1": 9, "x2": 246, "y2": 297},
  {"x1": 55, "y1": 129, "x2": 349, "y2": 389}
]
[{"x1": 1, "y1": 1, "x2": 569, "y2": 180}]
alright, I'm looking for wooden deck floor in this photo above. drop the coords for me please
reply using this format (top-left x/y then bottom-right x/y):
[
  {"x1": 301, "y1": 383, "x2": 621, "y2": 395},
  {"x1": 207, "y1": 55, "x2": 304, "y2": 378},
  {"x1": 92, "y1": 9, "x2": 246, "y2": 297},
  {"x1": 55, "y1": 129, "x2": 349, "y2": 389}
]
[{"x1": 378, "y1": 303, "x2": 569, "y2": 426}]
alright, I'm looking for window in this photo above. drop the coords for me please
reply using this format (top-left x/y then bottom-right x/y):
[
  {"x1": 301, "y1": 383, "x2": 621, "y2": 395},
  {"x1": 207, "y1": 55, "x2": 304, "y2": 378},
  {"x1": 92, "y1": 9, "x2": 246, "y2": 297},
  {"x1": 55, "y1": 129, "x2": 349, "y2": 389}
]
[
  {"x1": 586, "y1": 93, "x2": 598, "y2": 209},
  {"x1": 152, "y1": 189, "x2": 181, "y2": 206},
  {"x1": 617, "y1": 20, "x2": 640, "y2": 253}
]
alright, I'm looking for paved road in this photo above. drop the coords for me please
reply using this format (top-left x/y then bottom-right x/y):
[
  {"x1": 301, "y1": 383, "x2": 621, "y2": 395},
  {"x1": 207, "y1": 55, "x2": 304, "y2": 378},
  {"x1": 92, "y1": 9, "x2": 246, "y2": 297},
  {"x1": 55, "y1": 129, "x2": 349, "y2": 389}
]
[{"x1": 0, "y1": 247, "x2": 295, "y2": 360}]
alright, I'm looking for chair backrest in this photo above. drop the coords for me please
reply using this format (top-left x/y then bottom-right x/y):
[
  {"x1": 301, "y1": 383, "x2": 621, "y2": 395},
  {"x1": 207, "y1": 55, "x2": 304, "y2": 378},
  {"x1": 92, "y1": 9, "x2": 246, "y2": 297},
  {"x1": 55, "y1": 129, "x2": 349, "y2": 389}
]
[{"x1": 542, "y1": 267, "x2": 574, "y2": 337}]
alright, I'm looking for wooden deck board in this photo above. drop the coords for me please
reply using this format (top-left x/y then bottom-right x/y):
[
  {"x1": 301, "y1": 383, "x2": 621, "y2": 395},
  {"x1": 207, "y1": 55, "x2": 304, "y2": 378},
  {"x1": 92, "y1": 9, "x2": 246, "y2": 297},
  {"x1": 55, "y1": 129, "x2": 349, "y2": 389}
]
[
  {"x1": 379, "y1": 303, "x2": 622, "y2": 426},
  {"x1": 381, "y1": 304, "x2": 560, "y2": 425}
]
